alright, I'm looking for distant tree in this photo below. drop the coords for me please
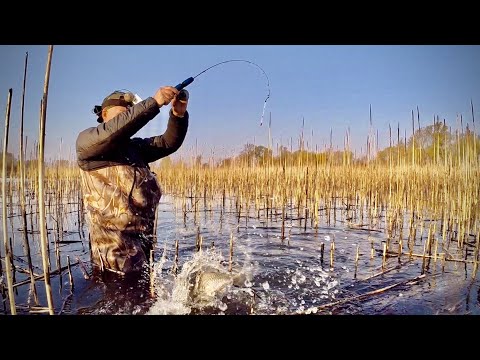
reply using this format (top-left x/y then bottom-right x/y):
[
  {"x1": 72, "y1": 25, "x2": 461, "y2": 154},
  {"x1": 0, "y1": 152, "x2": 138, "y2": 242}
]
[
  {"x1": 376, "y1": 144, "x2": 404, "y2": 164},
  {"x1": 217, "y1": 157, "x2": 233, "y2": 168},
  {"x1": 238, "y1": 144, "x2": 272, "y2": 166},
  {"x1": 24, "y1": 159, "x2": 37, "y2": 171},
  {"x1": 51, "y1": 159, "x2": 72, "y2": 168},
  {"x1": 450, "y1": 124, "x2": 480, "y2": 162},
  {"x1": 408, "y1": 121, "x2": 451, "y2": 161},
  {"x1": 0, "y1": 152, "x2": 17, "y2": 175},
  {"x1": 195, "y1": 155, "x2": 202, "y2": 167},
  {"x1": 278, "y1": 145, "x2": 289, "y2": 156}
]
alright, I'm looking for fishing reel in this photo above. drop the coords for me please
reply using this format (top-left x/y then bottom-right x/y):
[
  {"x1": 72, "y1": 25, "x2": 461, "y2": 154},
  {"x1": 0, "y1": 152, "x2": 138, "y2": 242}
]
[
  {"x1": 175, "y1": 77, "x2": 194, "y2": 101},
  {"x1": 176, "y1": 89, "x2": 189, "y2": 102}
]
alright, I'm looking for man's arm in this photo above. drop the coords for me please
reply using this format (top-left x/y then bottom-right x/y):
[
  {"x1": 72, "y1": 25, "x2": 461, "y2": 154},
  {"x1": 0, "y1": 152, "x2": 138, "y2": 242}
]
[
  {"x1": 134, "y1": 109, "x2": 189, "y2": 163},
  {"x1": 76, "y1": 97, "x2": 160, "y2": 161}
]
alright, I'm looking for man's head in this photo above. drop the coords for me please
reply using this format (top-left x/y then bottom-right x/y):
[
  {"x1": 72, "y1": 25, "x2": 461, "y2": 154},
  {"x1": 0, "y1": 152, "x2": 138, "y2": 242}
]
[{"x1": 95, "y1": 91, "x2": 136, "y2": 123}]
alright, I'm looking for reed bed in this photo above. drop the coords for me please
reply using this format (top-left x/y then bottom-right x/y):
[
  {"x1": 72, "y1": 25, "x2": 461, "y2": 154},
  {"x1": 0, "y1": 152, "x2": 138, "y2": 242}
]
[
  {"x1": 1, "y1": 118, "x2": 478, "y2": 315},
  {"x1": 1, "y1": 131, "x2": 478, "y2": 314},
  {"x1": 153, "y1": 131, "x2": 479, "y2": 272}
]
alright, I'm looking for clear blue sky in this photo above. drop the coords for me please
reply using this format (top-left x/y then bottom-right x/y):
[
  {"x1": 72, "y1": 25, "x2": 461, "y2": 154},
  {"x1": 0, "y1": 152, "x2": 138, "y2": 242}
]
[{"x1": 1, "y1": 45, "x2": 479, "y2": 161}]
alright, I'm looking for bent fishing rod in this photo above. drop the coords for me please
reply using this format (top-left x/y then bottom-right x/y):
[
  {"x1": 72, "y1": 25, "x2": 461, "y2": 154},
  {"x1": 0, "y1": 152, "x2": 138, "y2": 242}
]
[{"x1": 174, "y1": 59, "x2": 271, "y2": 126}]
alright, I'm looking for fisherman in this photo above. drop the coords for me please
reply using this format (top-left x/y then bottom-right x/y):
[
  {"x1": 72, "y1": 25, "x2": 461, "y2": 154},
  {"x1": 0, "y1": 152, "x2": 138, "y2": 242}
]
[{"x1": 76, "y1": 86, "x2": 189, "y2": 274}]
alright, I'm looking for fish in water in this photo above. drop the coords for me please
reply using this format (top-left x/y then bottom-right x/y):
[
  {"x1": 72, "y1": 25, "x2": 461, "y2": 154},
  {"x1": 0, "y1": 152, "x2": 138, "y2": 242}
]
[{"x1": 189, "y1": 267, "x2": 246, "y2": 302}]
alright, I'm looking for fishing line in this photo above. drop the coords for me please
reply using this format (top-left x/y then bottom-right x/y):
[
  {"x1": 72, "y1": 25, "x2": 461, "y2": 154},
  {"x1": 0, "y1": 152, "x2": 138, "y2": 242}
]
[{"x1": 175, "y1": 59, "x2": 271, "y2": 126}]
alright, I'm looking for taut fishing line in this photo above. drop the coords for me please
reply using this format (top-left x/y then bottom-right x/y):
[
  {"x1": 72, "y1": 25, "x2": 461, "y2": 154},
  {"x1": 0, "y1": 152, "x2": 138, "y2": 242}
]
[
  {"x1": 134, "y1": 59, "x2": 270, "y2": 139},
  {"x1": 174, "y1": 59, "x2": 271, "y2": 126}
]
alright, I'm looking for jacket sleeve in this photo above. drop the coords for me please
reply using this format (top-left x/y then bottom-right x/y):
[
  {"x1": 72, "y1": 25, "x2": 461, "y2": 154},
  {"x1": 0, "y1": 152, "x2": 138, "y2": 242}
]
[
  {"x1": 76, "y1": 97, "x2": 160, "y2": 161},
  {"x1": 133, "y1": 109, "x2": 189, "y2": 164}
]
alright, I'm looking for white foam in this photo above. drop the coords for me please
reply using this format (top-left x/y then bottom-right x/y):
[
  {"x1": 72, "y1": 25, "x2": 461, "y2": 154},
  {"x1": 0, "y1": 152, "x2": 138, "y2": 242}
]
[{"x1": 148, "y1": 246, "x2": 255, "y2": 315}]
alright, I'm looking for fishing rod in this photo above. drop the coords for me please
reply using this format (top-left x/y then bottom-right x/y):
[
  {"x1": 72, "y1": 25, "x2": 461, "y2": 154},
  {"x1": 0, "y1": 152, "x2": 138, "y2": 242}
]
[{"x1": 174, "y1": 59, "x2": 271, "y2": 126}]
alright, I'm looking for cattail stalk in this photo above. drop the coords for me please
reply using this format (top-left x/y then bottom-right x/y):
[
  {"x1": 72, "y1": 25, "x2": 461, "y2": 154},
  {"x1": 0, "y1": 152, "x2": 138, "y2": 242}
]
[
  {"x1": 354, "y1": 244, "x2": 360, "y2": 278},
  {"x1": 37, "y1": 45, "x2": 55, "y2": 315},
  {"x1": 370, "y1": 237, "x2": 375, "y2": 259},
  {"x1": 320, "y1": 242, "x2": 324, "y2": 264},
  {"x1": 18, "y1": 52, "x2": 38, "y2": 305},
  {"x1": 229, "y1": 232, "x2": 234, "y2": 272},
  {"x1": 382, "y1": 242, "x2": 387, "y2": 268},
  {"x1": 330, "y1": 241, "x2": 335, "y2": 268},
  {"x1": 66, "y1": 255, "x2": 74, "y2": 290},
  {"x1": 171, "y1": 239, "x2": 179, "y2": 275},
  {"x1": 2, "y1": 89, "x2": 16, "y2": 314}
]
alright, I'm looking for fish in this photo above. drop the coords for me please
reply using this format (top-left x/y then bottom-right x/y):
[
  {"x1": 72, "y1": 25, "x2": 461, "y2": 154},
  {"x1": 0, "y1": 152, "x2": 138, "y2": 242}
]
[{"x1": 189, "y1": 267, "x2": 246, "y2": 301}]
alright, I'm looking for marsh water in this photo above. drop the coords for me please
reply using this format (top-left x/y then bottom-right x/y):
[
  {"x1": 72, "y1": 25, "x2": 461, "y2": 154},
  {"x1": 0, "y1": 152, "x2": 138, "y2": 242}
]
[{"x1": 1, "y1": 194, "x2": 479, "y2": 315}]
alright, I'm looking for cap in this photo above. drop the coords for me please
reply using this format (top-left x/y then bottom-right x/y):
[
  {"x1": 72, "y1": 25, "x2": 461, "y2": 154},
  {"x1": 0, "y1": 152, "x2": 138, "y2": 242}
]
[
  {"x1": 93, "y1": 90, "x2": 135, "y2": 123},
  {"x1": 101, "y1": 91, "x2": 135, "y2": 110}
]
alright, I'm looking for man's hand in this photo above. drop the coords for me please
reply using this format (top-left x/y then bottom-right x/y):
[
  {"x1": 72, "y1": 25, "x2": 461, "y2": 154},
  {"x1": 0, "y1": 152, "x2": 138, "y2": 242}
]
[
  {"x1": 171, "y1": 90, "x2": 189, "y2": 117},
  {"x1": 154, "y1": 86, "x2": 179, "y2": 107}
]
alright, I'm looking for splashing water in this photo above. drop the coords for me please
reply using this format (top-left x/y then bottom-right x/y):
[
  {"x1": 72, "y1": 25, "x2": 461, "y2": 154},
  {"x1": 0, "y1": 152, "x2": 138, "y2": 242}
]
[
  {"x1": 146, "y1": 229, "x2": 342, "y2": 315},
  {"x1": 147, "y1": 248, "x2": 254, "y2": 315}
]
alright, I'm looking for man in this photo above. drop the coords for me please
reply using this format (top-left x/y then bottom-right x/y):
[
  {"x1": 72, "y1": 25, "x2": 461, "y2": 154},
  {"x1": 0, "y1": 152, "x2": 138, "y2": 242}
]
[{"x1": 76, "y1": 86, "x2": 189, "y2": 274}]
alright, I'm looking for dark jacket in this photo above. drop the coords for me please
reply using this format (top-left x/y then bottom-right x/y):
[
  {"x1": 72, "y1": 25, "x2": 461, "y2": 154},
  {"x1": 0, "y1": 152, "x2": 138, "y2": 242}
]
[{"x1": 76, "y1": 97, "x2": 188, "y2": 272}]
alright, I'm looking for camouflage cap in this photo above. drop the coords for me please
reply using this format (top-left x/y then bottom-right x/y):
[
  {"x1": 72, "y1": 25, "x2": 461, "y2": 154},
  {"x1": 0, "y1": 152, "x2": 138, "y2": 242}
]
[
  {"x1": 94, "y1": 91, "x2": 135, "y2": 123},
  {"x1": 101, "y1": 91, "x2": 134, "y2": 110}
]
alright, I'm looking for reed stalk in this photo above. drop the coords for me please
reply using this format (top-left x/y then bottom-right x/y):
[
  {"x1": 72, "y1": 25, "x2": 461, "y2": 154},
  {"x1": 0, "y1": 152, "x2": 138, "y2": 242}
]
[
  {"x1": 2, "y1": 89, "x2": 16, "y2": 314},
  {"x1": 37, "y1": 45, "x2": 55, "y2": 315},
  {"x1": 17, "y1": 52, "x2": 38, "y2": 305}
]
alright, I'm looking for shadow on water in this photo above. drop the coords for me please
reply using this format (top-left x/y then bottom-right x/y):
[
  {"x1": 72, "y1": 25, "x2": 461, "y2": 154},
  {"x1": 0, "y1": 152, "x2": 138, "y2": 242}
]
[{"x1": 76, "y1": 269, "x2": 155, "y2": 315}]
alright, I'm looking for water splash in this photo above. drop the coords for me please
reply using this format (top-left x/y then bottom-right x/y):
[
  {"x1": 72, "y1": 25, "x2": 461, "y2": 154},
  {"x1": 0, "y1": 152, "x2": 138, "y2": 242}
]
[{"x1": 147, "y1": 248, "x2": 253, "y2": 315}]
